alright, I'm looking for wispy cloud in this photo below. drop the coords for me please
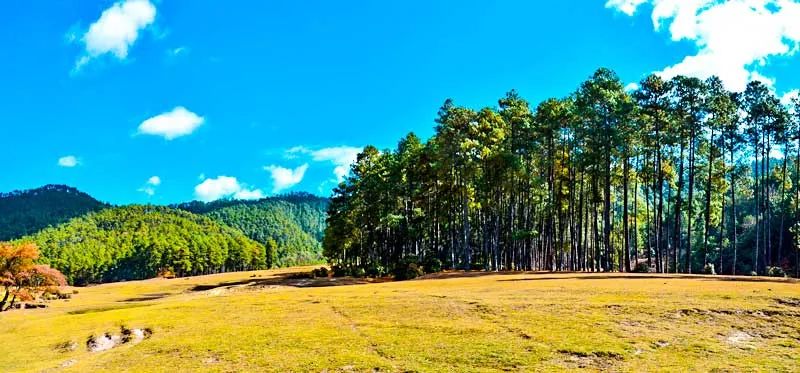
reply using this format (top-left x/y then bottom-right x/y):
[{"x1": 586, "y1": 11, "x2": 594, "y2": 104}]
[
  {"x1": 287, "y1": 146, "x2": 361, "y2": 182},
  {"x1": 138, "y1": 175, "x2": 161, "y2": 196}
]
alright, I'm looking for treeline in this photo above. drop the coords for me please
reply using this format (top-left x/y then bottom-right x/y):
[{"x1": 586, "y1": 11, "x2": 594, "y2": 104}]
[
  {"x1": 176, "y1": 192, "x2": 328, "y2": 266},
  {"x1": 324, "y1": 68, "x2": 800, "y2": 277},
  {"x1": 0, "y1": 185, "x2": 107, "y2": 241},
  {"x1": 21, "y1": 206, "x2": 268, "y2": 285}
]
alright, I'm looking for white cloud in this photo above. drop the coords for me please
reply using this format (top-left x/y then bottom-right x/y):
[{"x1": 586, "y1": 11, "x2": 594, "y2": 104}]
[
  {"x1": 137, "y1": 107, "x2": 205, "y2": 140},
  {"x1": 57, "y1": 155, "x2": 79, "y2": 168},
  {"x1": 605, "y1": 0, "x2": 648, "y2": 16},
  {"x1": 783, "y1": 89, "x2": 800, "y2": 114},
  {"x1": 139, "y1": 186, "x2": 156, "y2": 196},
  {"x1": 73, "y1": 0, "x2": 156, "y2": 71},
  {"x1": 138, "y1": 175, "x2": 161, "y2": 196},
  {"x1": 781, "y1": 89, "x2": 799, "y2": 105},
  {"x1": 607, "y1": 0, "x2": 800, "y2": 92},
  {"x1": 264, "y1": 164, "x2": 308, "y2": 193},
  {"x1": 233, "y1": 189, "x2": 265, "y2": 200},
  {"x1": 624, "y1": 82, "x2": 640, "y2": 92},
  {"x1": 287, "y1": 145, "x2": 361, "y2": 182},
  {"x1": 194, "y1": 176, "x2": 264, "y2": 202}
]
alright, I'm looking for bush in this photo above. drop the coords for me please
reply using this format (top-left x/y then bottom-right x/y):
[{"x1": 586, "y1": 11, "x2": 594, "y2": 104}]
[
  {"x1": 310, "y1": 267, "x2": 329, "y2": 278},
  {"x1": 766, "y1": 266, "x2": 786, "y2": 278},
  {"x1": 703, "y1": 263, "x2": 716, "y2": 275},
  {"x1": 331, "y1": 265, "x2": 350, "y2": 278},
  {"x1": 365, "y1": 264, "x2": 386, "y2": 278},
  {"x1": 353, "y1": 267, "x2": 367, "y2": 278},
  {"x1": 633, "y1": 262, "x2": 650, "y2": 273},
  {"x1": 422, "y1": 257, "x2": 442, "y2": 274},
  {"x1": 394, "y1": 256, "x2": 423, "y2": 280}
]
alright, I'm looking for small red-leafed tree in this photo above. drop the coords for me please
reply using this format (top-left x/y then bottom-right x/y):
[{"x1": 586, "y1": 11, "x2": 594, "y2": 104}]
[{"x1": 0, "y1": 242, "x2": 67, "y2": 312}]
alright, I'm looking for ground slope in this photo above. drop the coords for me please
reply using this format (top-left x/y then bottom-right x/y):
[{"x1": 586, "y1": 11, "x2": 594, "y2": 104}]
[{"x1": 0, "y1": 271, "x2": 798, "y2": 372}]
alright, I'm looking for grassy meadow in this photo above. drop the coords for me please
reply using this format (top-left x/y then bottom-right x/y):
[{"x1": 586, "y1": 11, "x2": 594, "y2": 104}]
[{"x1": 1, "y1": 268, "x2": 798, "y2": 372}]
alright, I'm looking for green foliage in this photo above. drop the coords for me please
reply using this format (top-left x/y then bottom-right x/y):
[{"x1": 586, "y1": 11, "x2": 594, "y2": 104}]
[
  {"x1": 0, "y1": 185, "x2": 107, "y2": 241},
  {"x1": 21, "y1": 205, "x2": 267, "y2": 285},
  {"x1": 421, "y1": 257, "x2": 442, "y2": 274},
  {"x1": 323, "y1": 68, "x2": 800, "y2": 278},
  {"x1": 310, "y1": 267, "x2": 329, "y2": 278},
  {"x1": 766, "y1": 266, "x2": 786, "y2": 278},
  {"x1": 393, "y1": 256, "x2": 424, "y2": 280},
  {"x1": 632, "y1": 263, "x2": 651, "y2": 273},
  {"x1": 176, "y1": 193, "x2": 328, "y2": 267}
]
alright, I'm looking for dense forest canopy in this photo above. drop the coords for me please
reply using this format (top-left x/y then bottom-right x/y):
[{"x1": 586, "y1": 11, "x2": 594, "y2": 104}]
[
  {"x1": 0, "y1": 185, "x2": 107, "y2": 241},
  {"x1": 19, "y1": 205, "x2": 269, "y2": 285},
  {"x1": 324, "y1": 68, "x2": 800, "y2": 278},
  {"x1": 0, "y1": 187, "x2": 329, "y2": 284},
  {"x1": 176, "y1": 192, "x2": 328, "y2": 266}
]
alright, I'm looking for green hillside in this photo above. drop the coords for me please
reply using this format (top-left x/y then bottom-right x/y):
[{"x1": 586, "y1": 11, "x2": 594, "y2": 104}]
[
  {"x1": 0, "y1": 184, "x2": 107, "y2": 241},
  {"x1": 176, "y1": 193, "x2": 329, "y2": 266},
  {"x1": 21, "y1": 205, "x2": 269, "y2": 285}
]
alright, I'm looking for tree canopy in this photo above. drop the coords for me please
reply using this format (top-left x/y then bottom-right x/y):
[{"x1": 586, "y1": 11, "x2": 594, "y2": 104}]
[
  {"x1": 20, "y1": 205, "x2": 269, "y2": 285},
  {"x1": 325, "y1": 68, "x2": 800, "y2": 278}
]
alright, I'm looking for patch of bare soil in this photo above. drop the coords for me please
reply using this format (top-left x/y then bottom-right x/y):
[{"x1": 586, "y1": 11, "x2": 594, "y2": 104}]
[
  {"x1": 86, "y1": 326, "x2": 152, "y2": 352},
  {"x1": 775, "y1": 298, "x2": 800, "y2": 307},
  {"x1": 724, "y1": 331, "x2": 756, "y2": 349},
  {"x1": 555, "y1": 349, "x2": 623, "y2": 370}
]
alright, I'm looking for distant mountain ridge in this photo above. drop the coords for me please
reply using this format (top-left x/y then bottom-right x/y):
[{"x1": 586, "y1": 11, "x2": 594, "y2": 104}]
[
  {"x1": 1, "y1": 185, "x2": 329, "y2": 283},
  {"x1": 0, "y1": 184, "x2": 108, "y2": 241}
]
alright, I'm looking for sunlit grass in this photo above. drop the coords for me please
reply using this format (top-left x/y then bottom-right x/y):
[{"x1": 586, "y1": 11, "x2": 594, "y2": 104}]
[{"x1": 1, "y1": 269, "x2": 798, "y2": 372}]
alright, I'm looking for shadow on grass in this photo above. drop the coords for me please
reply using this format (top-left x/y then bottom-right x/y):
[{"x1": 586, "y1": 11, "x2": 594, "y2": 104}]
[
  {"x1": 417, "y1": 270, "x2": 798, "y2": 284},
  {"x1": 187, "y1": 271, "x2": 391, "y2": 292},
  {"x1": 496, "y1": 273, "x2": 799, "y2": 284}
]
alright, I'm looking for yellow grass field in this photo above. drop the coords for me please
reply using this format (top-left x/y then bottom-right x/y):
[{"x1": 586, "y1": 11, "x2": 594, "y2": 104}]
[{"x1": 1, "y1": 268, "x2": 798, "y2": 372}]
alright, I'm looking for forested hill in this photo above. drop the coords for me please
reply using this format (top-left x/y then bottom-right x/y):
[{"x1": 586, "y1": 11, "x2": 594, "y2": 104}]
[
  {"x1": 175, "y1": 193, "x2": 329, "y2": 266},
  {"x1": 0, "y1": 184, "x2": 107, "y2": 241},
  {"x1": 21, "y1": 205, "x2": 269, "y2": 285}
]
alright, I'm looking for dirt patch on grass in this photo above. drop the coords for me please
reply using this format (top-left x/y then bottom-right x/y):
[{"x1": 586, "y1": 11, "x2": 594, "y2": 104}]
[
  {"x1": 725, "y1": 331, "x2": 756, "y2": 349},
  {"x1": 554, "y1": 349, "x2": 623, "y2": 370},
  {"x1": 775, "y1": 298, "x2": 800, "y2": 307},
  {"x1": 86, "y1": 326, "x2": 152, "y2": 352}
]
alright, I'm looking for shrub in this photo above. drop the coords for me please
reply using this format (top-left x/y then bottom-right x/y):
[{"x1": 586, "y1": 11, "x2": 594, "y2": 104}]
[
  {"x1": 352, "y1": 267, "x2": 366, "y2": 278},
  {"x1": 421, "y1": 257, "x2": 442, "y2": 274},
  {"x1": 331, "y1": 265, "x2": 350, "y2": 278},
  {"x1": 766, "y1": 266, "x2": 786, "y2": 278},
  {"x1": 311, "y1": 267, "x2": 329, "y2": 278},
  {"x1": 633, "y1": 262, "x2": 650, "y2": 273},
  {"x1": 394, "y1": 256, "x2": 423, "y2": 280},
  {"x1": 703, "y1": 263, "x2": 716, "y2": 275},
  {"x1": 365, "y1": 264, "x2": 386, "y2": 278}
]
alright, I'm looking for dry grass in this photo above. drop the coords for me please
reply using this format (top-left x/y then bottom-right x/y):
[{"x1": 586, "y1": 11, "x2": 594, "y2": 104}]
[{"x1": 1, "y1": 268, "x2": 798, "y2": 372}]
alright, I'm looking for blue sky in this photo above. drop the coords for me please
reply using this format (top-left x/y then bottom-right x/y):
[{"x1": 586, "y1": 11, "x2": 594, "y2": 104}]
[{"x1": 2, "y1": 0, "x2": 800, "y2": 204}]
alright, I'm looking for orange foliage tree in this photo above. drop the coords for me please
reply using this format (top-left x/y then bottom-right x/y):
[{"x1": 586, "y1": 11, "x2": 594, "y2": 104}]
[{"x1": 0, "y1": 242, "x2": 67, "y2": 311}]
